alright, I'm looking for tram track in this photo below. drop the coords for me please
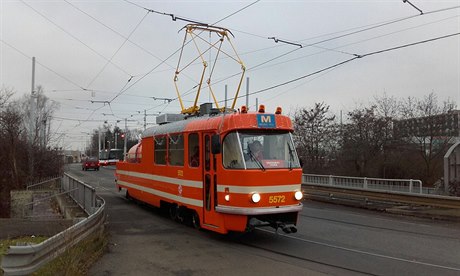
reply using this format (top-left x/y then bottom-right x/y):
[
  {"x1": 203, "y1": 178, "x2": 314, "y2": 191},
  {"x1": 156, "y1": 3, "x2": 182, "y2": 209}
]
[
  {"x1": 234, "y1": 230, "x2": 376, "y2": 276},
  {"x1": 299, "y1": 213, "x2": 460, "y2": 241},
  {"x1": 238, "y1": 228, "x2": 460, "y2": 275}
]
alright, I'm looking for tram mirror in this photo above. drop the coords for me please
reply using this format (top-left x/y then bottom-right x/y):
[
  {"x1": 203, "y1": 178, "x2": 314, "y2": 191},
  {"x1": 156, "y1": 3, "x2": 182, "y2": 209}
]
[{"x1": 211, "y1": 134, "x2": 221, "y2": 154}]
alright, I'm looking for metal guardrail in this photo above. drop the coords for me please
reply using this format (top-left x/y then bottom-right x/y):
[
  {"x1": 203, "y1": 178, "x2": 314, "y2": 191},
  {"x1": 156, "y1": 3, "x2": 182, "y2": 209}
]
[
  {"x1": 303, "y1": 174, "x2": 424, "y2": 194},
  {"x1": 302, "y1": 184, "x2": 460, "y2": 209},
  {"x1": 1, "y1": 174, "x2": 105, "y2": 276},
  {"x1": 26, "y1": 176, "x2": 61, "y2": 190},
  {"x1": 62, "y1": 173, "x2": 98, "y2": 215}
]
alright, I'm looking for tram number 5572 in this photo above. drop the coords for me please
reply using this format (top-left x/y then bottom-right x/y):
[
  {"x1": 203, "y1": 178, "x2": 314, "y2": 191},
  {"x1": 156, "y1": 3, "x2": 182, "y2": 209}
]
[{"x1": 268, "y1": 195, "x2": 285, "y2": 204}]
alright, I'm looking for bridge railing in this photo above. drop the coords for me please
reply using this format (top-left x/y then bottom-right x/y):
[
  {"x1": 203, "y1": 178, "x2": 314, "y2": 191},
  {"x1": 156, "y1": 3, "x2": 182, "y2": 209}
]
[{"x1": 303, "y1": 174, "x2": 424, "y2": 194}]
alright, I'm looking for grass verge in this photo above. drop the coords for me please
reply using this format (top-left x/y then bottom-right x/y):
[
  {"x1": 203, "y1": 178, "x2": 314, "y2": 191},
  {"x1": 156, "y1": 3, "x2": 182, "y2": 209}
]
[
  {"x1": 0, "y1": 236, "x2": 48, "y2": 276},
  {"x1": 0, "y1": 229, "x2": 108, "y2": 276},
  {"x1": 33, "y1": 229, "x2": 109, "y2": 276}
]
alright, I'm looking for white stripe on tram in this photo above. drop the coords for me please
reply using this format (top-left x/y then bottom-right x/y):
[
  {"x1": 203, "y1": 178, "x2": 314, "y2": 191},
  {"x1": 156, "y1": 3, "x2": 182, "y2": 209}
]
[
  {"x1": 217, "y1": 184, "x2": 301, "y2": 194},
  {"x1": 117, "y1": 170, "x2": 202, "y2": 188},
  {"x1": 117, "y1": 180, "x2": 203, "y2": 208}
]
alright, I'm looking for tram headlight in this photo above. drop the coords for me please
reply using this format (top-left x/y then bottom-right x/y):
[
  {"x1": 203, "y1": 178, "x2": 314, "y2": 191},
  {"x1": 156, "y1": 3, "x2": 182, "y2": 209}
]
[
  {"x1": 251, "y1": 193, "x2": 261, "y2": 203},
  {"x1": 224, "y1": 187, "x2": 230, "y2": 202},
  {"x1": 294, "y1": 191, "x2": 303, "y2": 201}
]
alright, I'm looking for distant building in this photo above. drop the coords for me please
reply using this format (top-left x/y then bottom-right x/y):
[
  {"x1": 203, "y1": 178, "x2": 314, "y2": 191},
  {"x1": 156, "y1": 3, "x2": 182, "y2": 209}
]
[
  {"x1": 60, "y1": 150, "x2": 82, "y2": 163},
  {"x1": 393, "y1": 110, "x2": 459, "y2": 138}
]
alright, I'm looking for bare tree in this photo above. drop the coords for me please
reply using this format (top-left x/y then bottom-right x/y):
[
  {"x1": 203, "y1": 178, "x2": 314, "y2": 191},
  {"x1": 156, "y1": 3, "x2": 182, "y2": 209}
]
[
  {"x1": 0, "y1": 86, "x2": 14, "y2": 109},
  {"x1": 293, "y1": 102, "x2": 337, "y2": 173},
  {"x1": 0, "y1": 88, "x2": 27, "y2": 217},
  {"x1": 0, "y1": 106, "x2": 25, "y2": 188},
  {"x1": 21, "y1": 85, "x2": 60, "y2": 148},
  {"x1": 396, "y1": 92, "x2": 456, "y2": 184},
  {"x1": 372, "y1": 93, "x2": 400, "y2": 178},
  {"x1": 340, "y1": 106, "x2": 389, "y2": 177}
]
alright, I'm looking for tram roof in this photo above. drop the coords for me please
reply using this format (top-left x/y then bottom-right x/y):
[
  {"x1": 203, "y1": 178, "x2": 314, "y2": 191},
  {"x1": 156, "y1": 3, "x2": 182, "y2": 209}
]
[{"x1": 142, "y1": 112, "x2": 293, "y2": 138}]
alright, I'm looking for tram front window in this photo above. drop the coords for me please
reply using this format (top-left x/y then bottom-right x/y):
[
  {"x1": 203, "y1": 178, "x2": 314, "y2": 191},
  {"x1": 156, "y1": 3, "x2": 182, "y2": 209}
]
[{"x1": 223, "y1": 131, "x2": 301, "y2": 170}]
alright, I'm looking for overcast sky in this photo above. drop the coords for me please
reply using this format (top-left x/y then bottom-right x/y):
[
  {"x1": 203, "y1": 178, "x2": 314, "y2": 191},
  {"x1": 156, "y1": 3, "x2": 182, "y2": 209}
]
[{"x1": 1, "y1": 0, "x2": 459, "y2": 150}]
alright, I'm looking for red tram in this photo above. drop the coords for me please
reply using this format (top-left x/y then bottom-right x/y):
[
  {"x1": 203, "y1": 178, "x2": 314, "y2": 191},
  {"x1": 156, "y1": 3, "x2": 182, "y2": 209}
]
[{"x1": 115, "y1": 104, "x2": 303, "y2": 234}]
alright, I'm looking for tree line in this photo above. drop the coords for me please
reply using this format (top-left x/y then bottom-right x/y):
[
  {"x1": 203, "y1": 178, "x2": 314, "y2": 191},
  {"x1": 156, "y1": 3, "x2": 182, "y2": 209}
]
[
  {"x1": 293, "y1": 92, "x2": 458, "y2": 195},
  {"x1": 83, "y1": 125, "x2": 140, "y2": 159},
  {"x1": 0, "y1": 87, "x2": 62, "y2": 217}
]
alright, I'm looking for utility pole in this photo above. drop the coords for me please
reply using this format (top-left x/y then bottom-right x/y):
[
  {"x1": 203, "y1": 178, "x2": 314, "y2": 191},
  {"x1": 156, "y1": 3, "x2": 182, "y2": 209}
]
[
  {"x1": 29, "y1": 57, "x2": 36, "y2": 180},
  {"x1": 30, "y1": 57, "x2": 36, "y2": 142},
  {"x1": 115, "y1": 130, "x2": 118, "y2": 149},
  {"x1": 123, "y1": 118, "x2": 128, "y2": 161},
  {"x1": 102, "y1": 132, "x2": 106, "y2": 150},
  {"x1": 98, "y1": 129, "x2": 101, "y2": 158},
  {"x1": 144, "y1": 110, "x2": 146, "y2": 131}
]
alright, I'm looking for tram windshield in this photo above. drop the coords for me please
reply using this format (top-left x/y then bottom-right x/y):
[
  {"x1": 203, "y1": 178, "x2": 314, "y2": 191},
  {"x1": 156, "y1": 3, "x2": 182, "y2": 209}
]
[{"x1": 222, "y1": 130, "x2": 301, "y2": 170}]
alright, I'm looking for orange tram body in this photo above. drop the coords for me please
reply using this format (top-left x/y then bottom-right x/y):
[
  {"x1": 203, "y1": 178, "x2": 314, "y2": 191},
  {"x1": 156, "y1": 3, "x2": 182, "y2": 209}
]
[{"x1": 115, "y1": 106, "x2": 303, "y2": 234}]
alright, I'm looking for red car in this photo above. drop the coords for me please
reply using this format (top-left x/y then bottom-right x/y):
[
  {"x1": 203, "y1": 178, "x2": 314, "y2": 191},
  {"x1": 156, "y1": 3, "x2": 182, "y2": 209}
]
[{"x1": 82, "y1": 157, "x2": 100, "y2": 171}]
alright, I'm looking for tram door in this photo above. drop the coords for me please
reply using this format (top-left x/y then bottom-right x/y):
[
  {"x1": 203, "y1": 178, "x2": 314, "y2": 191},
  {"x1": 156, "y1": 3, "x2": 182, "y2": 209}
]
[{"x1": 203, "y1": 133, "x2": 218, "y2": 226}]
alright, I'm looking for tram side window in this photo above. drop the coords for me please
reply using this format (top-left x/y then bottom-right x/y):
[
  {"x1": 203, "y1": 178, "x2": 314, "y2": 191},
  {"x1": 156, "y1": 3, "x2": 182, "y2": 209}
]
[
  {"x1": 188, "y1": 133, "x2": 200, "y2": 167},
  {"x1": 223, "y1": 132, "x2": 244, "y2": 169},
  {"x1": 154, "y1": 136, "x2": 167, "y2": 165},
  {"x1": 169, "y1": 134, "x2": 184, "y2": 166}
]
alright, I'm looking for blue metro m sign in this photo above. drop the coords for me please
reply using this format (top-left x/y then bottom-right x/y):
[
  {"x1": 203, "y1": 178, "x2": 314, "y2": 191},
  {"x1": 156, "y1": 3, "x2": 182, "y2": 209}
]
[{"x1": 257, "y1": 114, "x2": 276, "y2": 128}]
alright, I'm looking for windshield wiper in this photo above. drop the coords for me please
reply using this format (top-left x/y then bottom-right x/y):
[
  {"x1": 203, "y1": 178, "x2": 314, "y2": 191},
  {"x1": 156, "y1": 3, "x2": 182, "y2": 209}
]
[
  {"x1": 247, "y1": 147, "x2": 265, "y2": 171},
  {"x1": 287, "y1": 142, "x2": 294, "y2": 171}
]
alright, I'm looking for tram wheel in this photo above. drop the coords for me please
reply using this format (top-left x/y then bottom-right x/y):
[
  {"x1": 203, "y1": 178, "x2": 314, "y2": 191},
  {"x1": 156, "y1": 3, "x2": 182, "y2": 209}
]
[
  {"x1": 191, "y1": 211, "x2": 200, "y2": 229},
  {"x1": 169, "y1": 205, "x2": 178, "y2": 220}
]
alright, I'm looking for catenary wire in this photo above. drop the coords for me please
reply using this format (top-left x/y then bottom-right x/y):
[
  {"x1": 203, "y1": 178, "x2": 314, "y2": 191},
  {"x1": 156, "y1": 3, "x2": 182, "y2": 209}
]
[
  {"x1": 19, "y1": 0, "x2": 133, "y2": 77},
  {"x1": 108, "y1": 0, "x2": 261, "y2": 117},
  {"x1": 237, "y1": 32, "x2": 460, "y2": 101},
  {"x1": 0, "y1": 39, "x2": 86, "y2": 90},
  {"x1": 85, "y1": 10, "x2": 150, "y2": 89},
  {"x1": 64, "y1": 0, "x2": 197, "y2": 85}
]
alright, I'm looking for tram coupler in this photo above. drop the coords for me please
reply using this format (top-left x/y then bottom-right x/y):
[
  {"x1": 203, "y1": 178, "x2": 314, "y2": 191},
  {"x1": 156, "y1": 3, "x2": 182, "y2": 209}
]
[
  {"x1": 273, "y1": 222, "x2": 297, "y2": 234},
  {"x1": 247, "y1": 217, "x2": 271, "y2": 231},
  {"x1": 249, "y1": 217, "x2": 271, "y2": 227}
]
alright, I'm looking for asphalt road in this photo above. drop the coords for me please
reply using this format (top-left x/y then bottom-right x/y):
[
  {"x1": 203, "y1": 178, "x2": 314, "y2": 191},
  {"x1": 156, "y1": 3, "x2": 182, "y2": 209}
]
[{"x1": 66, "y1": 164, "x2": 460, "y2": 276}]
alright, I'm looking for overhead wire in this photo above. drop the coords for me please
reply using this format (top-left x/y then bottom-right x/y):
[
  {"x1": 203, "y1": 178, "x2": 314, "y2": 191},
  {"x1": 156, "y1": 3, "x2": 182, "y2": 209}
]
[
  {"x1": 248, "y1": 14, "x2": 460, "y2": 74},
  {"x1": 123, "y1": 0, "x2": 208, "y2": 25},
  {"x1": 92, "y1": 2, "x2": 460, "y2": 124},
  {"x1": 15, "y1": 1, "x2": 456, "y2": 135},
  {"x1": 297, "y1": 5, "x2": 460, "y2": 46},
  {"x1": 212, "y1": 0, "x2": 261, "y2": 25},
  {"x1": 107, "y1": 0, "x2": 261, "y2": 119},
  {"x1": 227, "y1": 5, "x2": 460, "y2": 70},
  {"x1": 162, "y1": 4, "x2": 460, "y2": 108},
  {"x1": 85, "y1": 10, "x2": 150, "y2": 89},
  {"x1": 19, "y1": 0, "x2": 133, "y2": 77},
  {"x1": 0, "y1": 39, "x2": 86, "y2": 90},
  {"x1": 184, "y1": 10, "x2": 460, "y2": 101},
  {"x1": 64, "y1": 0, "x2": 197, "y2": 85},
  {"x1": 231, "y1": 32, "x2": 460, "y2": 102}
]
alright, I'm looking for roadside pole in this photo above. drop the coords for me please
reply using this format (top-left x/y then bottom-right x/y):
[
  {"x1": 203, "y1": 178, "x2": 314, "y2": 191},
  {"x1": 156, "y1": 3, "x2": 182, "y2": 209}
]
[{"x1": 123, "y1": 118, "x2": 127, "y2": 161}]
